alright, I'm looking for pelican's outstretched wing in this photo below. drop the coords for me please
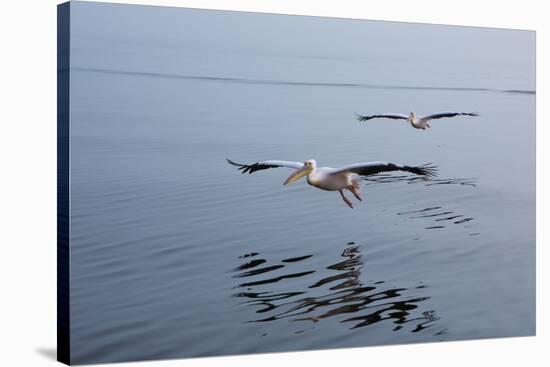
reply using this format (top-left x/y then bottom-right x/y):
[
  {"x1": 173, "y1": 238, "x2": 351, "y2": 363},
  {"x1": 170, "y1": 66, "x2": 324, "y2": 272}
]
[
  {"x1": 329, "y1": 162, "x2": 437, "y2": 178},
  {"x1": 356, "y1": 113, "x2": 408, "y2": 122},
  {"x1": 419, "y1": 112, "x2": 478, "y2": 122},
  {"x1": 227, "y1": 159, "x2": 304, "y2": 174}
]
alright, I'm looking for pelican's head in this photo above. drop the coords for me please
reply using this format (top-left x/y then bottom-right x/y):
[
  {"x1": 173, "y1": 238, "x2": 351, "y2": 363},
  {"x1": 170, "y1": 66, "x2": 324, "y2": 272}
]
[
  {"x1": 304, "y1": 159, "x2": 317, "y2": 170},
  {"x1": 283, "y1": 159, "x2": 316, "y2": 185},
  {"x1": 409, "y1": 112, "x2": 415, "y2": 120}
]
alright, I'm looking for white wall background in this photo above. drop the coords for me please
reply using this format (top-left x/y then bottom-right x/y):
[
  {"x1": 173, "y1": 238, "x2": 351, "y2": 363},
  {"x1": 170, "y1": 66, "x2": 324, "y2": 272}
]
[{"x1": 0, "y1": 0, "x2": 546, "y2": 366}]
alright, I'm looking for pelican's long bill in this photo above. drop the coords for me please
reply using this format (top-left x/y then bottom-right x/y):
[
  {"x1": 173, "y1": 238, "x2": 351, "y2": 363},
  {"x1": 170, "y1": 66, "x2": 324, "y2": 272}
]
[{"x1": 283, "y1": 166, "x2": 308, "y2": 185}]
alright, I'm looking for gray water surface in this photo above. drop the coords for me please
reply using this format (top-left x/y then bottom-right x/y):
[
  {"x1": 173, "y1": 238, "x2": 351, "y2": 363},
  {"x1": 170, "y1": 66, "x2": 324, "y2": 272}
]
[{"x1": 67, "y1": 2, "x2": 535, "y2": 364}]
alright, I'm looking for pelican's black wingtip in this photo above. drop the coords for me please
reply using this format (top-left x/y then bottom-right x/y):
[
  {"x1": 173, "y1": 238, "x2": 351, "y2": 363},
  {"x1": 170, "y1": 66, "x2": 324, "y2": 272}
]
[
  {"x1": 226, "y1": 158, "x2": 249, "y2": 173},
  {"x1": 418, "y1": 163, "x2": 438, "y2": 179},
  {"x1": 227, "y1": 158, "x2": 246, "y2": 167},
  {"x1": 355, "y1": 113, "x2": 368, "y2": 122}
]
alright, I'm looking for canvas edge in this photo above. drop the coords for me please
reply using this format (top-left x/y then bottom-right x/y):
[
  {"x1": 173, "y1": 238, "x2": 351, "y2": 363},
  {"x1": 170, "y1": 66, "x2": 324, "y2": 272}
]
[{"x1": 57, "y1": 1, "x2": 71, "y2": 365}]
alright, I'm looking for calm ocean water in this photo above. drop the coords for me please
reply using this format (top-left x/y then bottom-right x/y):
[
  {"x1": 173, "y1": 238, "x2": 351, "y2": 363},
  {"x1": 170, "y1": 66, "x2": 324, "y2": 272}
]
[{"x1": 67, "y1": 2, "x2": 535, "y2": 364}]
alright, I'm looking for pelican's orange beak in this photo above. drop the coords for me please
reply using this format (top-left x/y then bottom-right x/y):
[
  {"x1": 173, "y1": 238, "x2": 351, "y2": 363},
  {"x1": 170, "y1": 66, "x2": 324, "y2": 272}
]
[{"x1": 283, "y1": 166, "x2": 308, "y2": 185}]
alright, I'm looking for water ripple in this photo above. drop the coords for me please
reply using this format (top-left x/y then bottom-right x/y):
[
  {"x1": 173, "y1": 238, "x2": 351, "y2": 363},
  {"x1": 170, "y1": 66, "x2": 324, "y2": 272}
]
[
  {"x1": 397, "y1": 205, "x2": 477, "y2": 231},
  {"x1": 71, "y1": 67, "x2": 535, "y2": 95}
]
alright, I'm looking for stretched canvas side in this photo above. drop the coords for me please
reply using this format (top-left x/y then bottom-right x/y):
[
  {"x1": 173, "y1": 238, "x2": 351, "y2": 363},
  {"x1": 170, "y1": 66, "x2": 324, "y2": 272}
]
[{"x1": 57, "y1": 2, "x2": 71, "y2": 365}]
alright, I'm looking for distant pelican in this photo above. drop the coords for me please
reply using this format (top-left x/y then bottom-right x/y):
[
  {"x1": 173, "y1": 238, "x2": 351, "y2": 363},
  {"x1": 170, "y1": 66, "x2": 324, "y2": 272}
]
[
  {"x1": 356, "y1": 111, "x2": 478, "y2": 130},
  {"x1": 227, "y1": 159, "x2": 437, "y2": 208}
]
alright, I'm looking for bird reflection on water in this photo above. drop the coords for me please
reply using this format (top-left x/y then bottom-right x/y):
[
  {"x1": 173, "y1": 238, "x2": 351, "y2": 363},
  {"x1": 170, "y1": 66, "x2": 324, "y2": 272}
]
[
  {"x1": 363, "y1": 173, "x2": 477, "y2": 187},
  {"x1": 364, "y1": 173, "x2": 478, "y2": 232},
  {"x1": 232, "y1": 242, "x2": 446, "y2": 335}
]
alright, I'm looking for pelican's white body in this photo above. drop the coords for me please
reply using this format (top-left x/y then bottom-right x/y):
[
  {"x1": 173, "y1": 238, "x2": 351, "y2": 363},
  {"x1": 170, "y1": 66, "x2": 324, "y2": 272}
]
[
  {"x1": 408, "y1": 112, "x2": 430, "y2": 130},
  {"x1": 306, "y1": 167, "x2": 355, "y2": 191}
]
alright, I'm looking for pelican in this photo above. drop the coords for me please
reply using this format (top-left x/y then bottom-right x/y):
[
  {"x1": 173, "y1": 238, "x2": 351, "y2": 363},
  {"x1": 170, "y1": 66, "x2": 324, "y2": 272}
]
[
  {"x1": 355, "y1": 111, "x2": 478, "y2": 130},
  {"x1": 227, "y1": 158, "x2": 437, "y2": 208}
]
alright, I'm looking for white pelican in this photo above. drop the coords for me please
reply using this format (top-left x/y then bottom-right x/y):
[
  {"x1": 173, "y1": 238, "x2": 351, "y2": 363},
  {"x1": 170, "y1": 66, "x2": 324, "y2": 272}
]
[
  {"x1": 227, "y1": 159, "x2": 437, "y2": 208},
  {"x1": 355, "y1": 111, "x2": 478, "y2": 130}
]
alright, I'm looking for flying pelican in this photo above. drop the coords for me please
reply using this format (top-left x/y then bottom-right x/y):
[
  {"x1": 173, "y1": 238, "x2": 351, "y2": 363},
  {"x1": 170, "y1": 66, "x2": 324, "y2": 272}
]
[
  {"x1": 227, "y1": 158, "x2": 437, "y2": 208},
  {"x1": 355, "y1": 111, "x2": 478, "y2": 130}
]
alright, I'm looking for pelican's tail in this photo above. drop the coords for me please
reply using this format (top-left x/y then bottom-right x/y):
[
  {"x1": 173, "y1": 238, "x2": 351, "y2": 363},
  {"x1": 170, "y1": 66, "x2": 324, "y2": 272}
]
[{"x1": 351, "y1": 177, "x2": 362, "y2": 190}]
